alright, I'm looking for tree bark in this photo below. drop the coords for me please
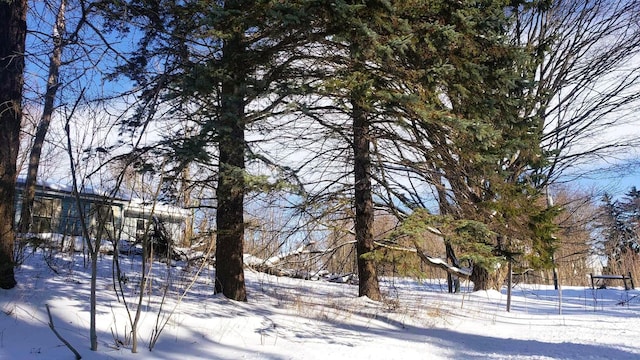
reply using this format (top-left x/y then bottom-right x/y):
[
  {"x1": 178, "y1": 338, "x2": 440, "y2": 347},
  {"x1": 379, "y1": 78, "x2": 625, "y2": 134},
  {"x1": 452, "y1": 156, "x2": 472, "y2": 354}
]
[
  {"x1": 0, "y1": 0, "x2": 27, "y2": 290},
  {"x1": 19, "y1": 0, "x2": 65, "y2": 234},
  {"x1": 352, "y1": 44, "x2": 381, "y2": 301},
  {"x1": 215, "y1": 11, "x2": 247, "y2": 301},
  {"x1": 445, "y1": 242, "x2": 460, "y2": 293},
  {"x1": 470, "y1": 265, "x2": 489, "y2": 291},
  {"x1": 471, "y1": 263, "x2": 509, "y2": 291},
  {"x1": 181, "y1": 166, "x2": 193, "y2": 247}
]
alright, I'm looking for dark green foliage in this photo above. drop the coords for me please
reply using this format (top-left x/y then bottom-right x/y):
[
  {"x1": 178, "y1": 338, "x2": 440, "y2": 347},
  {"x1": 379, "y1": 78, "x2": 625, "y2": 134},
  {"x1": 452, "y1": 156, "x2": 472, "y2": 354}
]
[
  {"x1": 307, "y1": 1, "x2": 537, "y2": 294},
  {"x1": 389, "y1": 195, "x2": 560, "y2": 278},
  {"x1": 525, "y1": 204, "x2": 561, "y2": 270},
  {"x1": 98, "y1": 0, "x2": 327, "y2": 301},
  {"x1": 451, "y1": 220, "x2": 500, "y2": 269},
  {"x1": 620, "y1": 187, "x2": 640, "y2": 229},
  {"x1": 96, "y1": 0, "x2": 559, "y2": 294},
  {"x1": 366, "y1": 1, "x2": 554, "y2": 289},
  {"x1": 322, "y1": 0, "x2": 408, "y2": 301},
  {"x1": 599, "y1": 189, "x2": 640, "y2": 266},
  {"x1": 389, "y1": 209, "x2": 502, "y2": 273}
]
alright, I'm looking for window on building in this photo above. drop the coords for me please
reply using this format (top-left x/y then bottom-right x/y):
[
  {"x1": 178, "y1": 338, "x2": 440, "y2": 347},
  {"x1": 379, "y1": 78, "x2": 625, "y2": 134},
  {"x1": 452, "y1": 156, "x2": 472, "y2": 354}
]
[
  {"x1": 136, "y1": 219, "x2": 146, "y2": 241},
  {"x1": 91, "y1": 204, "x2": 116, "y2": 238},
  {"x1": 32, "y1": 198, "x2": 61, "y2": 233}
]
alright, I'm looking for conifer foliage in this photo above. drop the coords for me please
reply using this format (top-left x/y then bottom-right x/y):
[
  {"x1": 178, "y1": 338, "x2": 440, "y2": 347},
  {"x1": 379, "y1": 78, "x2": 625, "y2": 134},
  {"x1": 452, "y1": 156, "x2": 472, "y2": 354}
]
[
  {"x1": 599, "y1": 188, "x2": 640, "y2": 269},
  {"x1": 368, "y1": 0, "x2": 552, "y2": 290},
  {"x1": 93, "y1": 0, "x2": 575, "y2": 296},
  {"x1": 97, "y1": 0, "x2": 325, "y2": 301},
  {"x1": 98, "y1": 0, "x2": 556, "y2": 294}
]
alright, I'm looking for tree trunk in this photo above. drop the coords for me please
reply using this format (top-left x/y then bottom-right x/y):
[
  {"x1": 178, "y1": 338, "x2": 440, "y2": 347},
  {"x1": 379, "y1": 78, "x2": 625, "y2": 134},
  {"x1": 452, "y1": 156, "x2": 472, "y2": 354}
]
[
  {"x1": 470, "y1": 265, "x2": 490, "y2": 291},
  {"x1": 215, "y1": 96, "x2": 247, "y2": 301},
  {"x1": 19, "y1": 0, "x2": 65, "y2": 234},
  {"x1": 215, "y1": 15, "x2": 247, "y2": 301},
  {"x1": 181, "y1": 166, "x2": 193, "y2": 246},
  {"x1": 0, "y1": 0, "x2": 27, "y2": 290},
  {"x1": 351, "y1": 45, "x2": 381, "y2": 301},
  {"x1": 445, "y1": 242, "x2": 460, "y2": 293},
  {"x1": 471, "y1": 263, "x2": 508, "y2": 291}
]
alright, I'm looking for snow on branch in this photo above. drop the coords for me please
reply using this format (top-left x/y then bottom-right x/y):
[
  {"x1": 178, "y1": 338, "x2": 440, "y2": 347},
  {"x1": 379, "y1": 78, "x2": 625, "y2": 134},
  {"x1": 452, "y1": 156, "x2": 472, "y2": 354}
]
[{"x1": 374, "y1": 240, "x2": 471, "y2": 279}]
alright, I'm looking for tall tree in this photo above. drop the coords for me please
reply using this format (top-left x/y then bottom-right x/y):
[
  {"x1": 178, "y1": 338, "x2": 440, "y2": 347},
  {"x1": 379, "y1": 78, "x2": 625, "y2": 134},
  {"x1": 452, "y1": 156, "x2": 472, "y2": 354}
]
[
  {"x1": 339, "y1": 1, "x2": 399, "y2": 301},
  {"x1": 98, "y1": 0, "x2": 325, "y2": 301},
  {"x1": 598, "y1": 190, "x2": 640, "y2": 269},
  {"x1": 513, "y1": 0, "x2": 640, "y2": 185},
  {"x1": 366, "y1": 0, "x2": 548, "y2": 290},
  {"x1": 297, "y1": 0, "x2": 414, "y2": 300},
  {"x1": 0, "y1": 0, "x2": 28, "y2": 289},
  {"x1": 19, "y1": 0, "x2": 66, "y2": 234},
  {"x1": 620, "y1": 187, "x2": 640, "y2": 229},
  {"x1": 287, "y1": 0, "x2": 539, "y2": 292},
  {"x1": 390, "y1": 0, "x2": 640, "y2": 289},
  {"x1": 214, "y1": 0, "x2": 248, "y2": 300}
]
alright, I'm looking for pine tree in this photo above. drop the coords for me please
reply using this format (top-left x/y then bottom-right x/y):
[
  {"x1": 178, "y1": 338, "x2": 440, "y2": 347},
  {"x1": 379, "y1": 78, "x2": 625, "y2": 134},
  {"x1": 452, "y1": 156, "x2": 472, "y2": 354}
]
[
  {"x1": 299, "y1": 1, "x2": 546, "y2": 291},
  {"x1": 599, "y1": 190, "x2": 640, "y2": 269},
  {"x1": 98, "y1": 0, "x2": 326, "y2": 301},
  {"x1": 620, "y1": 187, "x2": 640, "y2": 232},
  {"x1": 304, "y1": 0, "x2": 423, "y2": 300},
  {"x1": 392, "y1": 0, "x2": 547, "y2": 290},
  {"x1": 325, "y1": 0, "x2": 405, "y2": 301}
]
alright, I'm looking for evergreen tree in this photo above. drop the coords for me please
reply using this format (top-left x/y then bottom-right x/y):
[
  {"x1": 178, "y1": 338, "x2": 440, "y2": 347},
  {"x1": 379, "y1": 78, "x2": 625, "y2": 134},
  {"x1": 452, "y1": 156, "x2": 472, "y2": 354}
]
[
  {"x1": 296, "y1": 1, "x2": 548, "y2": 291},
  {"x1": 98, "y1": 0, "x2": 325, "y2": 301},
  {"x1": 284, "y1": 1, "x2": 417, "y2": 300},
  {"x1": 323, "y1": 0, "x2": 408, "y2": 301},
  {"x1": 302, "y1": 0, "x2": 465, "y2": 299},
  {"x1": 97, "y1": 0, "x2": 554, "y2": 295},
  {"x1": 385, "y1": 0, "x2": 549, "y2": 290},
  {"x1": 599, "y1": 190, "x2": 640, "y2": 269},
  {"x1": 620, "y1": 187, "x2": 640, "y2": 230}
]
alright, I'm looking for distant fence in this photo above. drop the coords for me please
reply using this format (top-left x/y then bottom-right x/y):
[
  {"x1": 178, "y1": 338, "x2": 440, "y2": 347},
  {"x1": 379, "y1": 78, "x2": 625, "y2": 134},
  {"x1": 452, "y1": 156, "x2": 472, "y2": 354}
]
[{"x1": 590, "y1": 272, "x2": 635, "y2": 290}]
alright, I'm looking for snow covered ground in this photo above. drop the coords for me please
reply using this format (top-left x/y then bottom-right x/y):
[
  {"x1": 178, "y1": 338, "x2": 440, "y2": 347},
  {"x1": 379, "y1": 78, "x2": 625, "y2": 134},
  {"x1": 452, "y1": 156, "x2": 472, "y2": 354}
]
[{"x1": 1, "y1": 250, "x2": 639, "y2": 360}]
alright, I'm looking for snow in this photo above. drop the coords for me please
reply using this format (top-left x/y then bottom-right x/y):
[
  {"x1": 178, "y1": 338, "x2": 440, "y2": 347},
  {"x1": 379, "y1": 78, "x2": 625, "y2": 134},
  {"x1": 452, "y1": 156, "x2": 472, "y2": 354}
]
[
  {"x1": 20, "y1": 233, "x2": 116, "y2": 254},
  {"x1": 1, "y1": 250, "x2": 639, "y2": 360},
  {"x1": 17, "y1": 176, "x2": 75, "y2": 194}
]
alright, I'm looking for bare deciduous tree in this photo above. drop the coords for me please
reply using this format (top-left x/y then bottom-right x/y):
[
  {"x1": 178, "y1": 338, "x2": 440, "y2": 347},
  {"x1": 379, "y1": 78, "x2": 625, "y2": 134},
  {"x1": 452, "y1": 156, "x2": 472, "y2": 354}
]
[
  {"x1": 514, "y1": 0, "x2": 640, "y2": 184},
  {"x1": 19, "y1": 0, "x2": 66, "y2": 234}
]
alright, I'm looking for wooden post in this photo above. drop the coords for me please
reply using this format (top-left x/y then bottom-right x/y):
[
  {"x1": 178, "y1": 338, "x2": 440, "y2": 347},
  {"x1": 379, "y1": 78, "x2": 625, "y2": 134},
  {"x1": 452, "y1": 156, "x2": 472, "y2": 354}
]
[{"x1": 506, "y1": 259, "x2": 512, "y2": 312}]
